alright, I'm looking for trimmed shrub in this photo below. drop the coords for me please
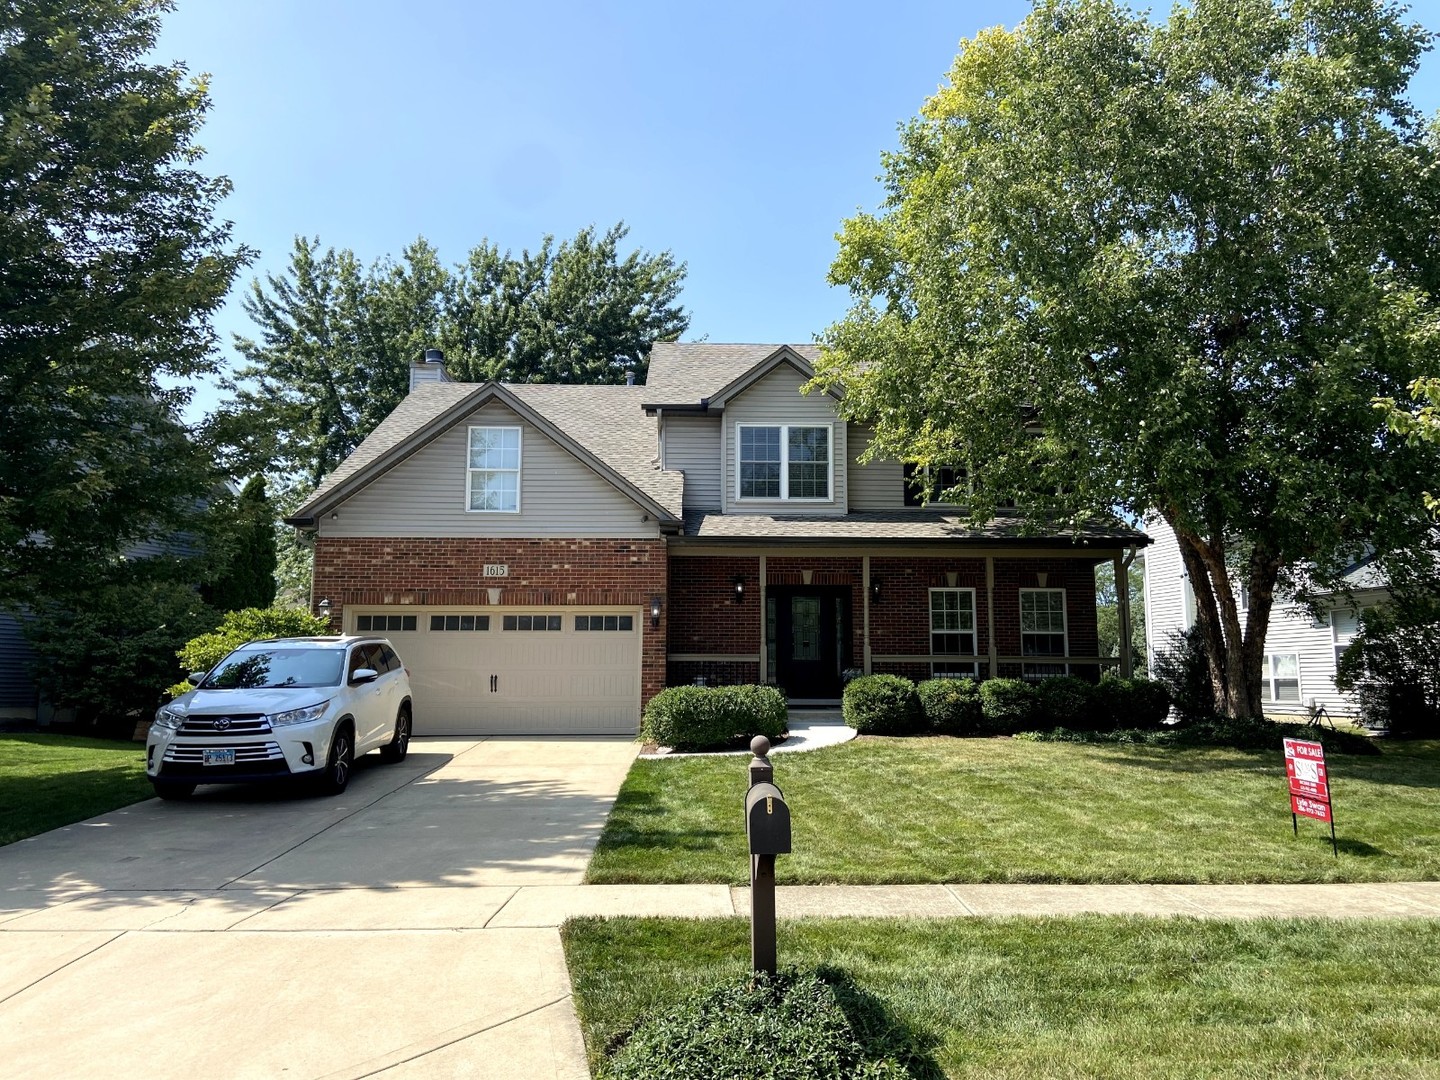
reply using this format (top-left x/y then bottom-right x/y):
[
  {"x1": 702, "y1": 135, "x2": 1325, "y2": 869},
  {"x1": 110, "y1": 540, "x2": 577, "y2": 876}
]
[
  {"x1": 917, "y1": 678, "x2": 983, "y2": 736},
  {"x1": 1034, "y1": 676, "x2": 1096, "y2": 730},
  {"x1": 641, "y1": 684, "x2": 787, "y2": 752},
  {"x1": 603, "y1": 968, "x2": 914, "y2": 1079},
  {"x1": 168, "y1": 605, "x2": 330, "y2": 698},
  {"x1": 842, "y1": 674, "x2": 924, "y2": 735},
  {"x1": 978, "y1": 677, "x2": 1040, "y2": 734},
  {"x1": 1094, "y1": 676, "x2": 1172, "y2": 731}
]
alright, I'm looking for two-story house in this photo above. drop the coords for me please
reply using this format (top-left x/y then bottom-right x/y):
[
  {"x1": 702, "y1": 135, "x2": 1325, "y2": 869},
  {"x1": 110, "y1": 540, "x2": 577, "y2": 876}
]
[{"x1": 287, "y1": 343, "x2": 1148, "y2": 736}]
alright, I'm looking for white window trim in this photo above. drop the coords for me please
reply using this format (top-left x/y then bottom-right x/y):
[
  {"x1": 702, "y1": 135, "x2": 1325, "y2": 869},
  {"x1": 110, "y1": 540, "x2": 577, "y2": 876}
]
[
  {"x1": 904, "y1": 464, "x2": 969, "y2": 507},
  {"x1": 1262, "y1": 651, "x2": 1302, "y2": 705},
  {"x1": 1019, "y1": 587, "x2": 1068, "y2": 677},
  {"x1": 928, "y1": 587, "x2": 978, "y2": 677},
  {"x1": 734, "y1": 422, "x2": 835, "y2": 503},
  {"x1": 465, "y1": 425, "x2": 523, "y2": 514}
]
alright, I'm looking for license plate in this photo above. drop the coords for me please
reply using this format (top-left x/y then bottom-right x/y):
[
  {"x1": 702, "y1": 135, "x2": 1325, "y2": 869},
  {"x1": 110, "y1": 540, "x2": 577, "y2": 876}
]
[{"x1": 202, "y1": 748, "x2": 236, "y2": 766}]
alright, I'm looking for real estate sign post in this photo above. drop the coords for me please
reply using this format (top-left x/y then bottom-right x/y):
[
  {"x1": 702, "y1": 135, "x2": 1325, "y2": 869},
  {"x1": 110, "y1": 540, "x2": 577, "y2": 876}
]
[{"x1": 1284, "y1": 738, "x2": 1337, "y2": 857}]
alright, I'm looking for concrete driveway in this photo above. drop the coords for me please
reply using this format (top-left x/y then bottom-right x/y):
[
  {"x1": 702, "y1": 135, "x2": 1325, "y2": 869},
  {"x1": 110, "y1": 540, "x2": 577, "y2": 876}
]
[{"x1": 0, "y1": 736, "x2": 638, "y2": 1080}]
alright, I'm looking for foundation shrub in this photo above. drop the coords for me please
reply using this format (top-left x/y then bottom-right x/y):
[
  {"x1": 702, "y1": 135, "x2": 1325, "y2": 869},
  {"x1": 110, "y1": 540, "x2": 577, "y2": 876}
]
[
  {"x1": 640, "y1": 685, "x2": 787, "y2": 752},
  {"x1": 917, "y1": 678, "x2": 983, "y2": 736},
  {"x1": 978, "y1": 678, "x2": 1040, "y2": 734},
  {"x1": 1093, "y1": 676, "x2": 1173, "y2": 730},
  {"x1": 1034, "y1": 676, "x2": 1097, "y2": 730},
  {"x1": 843, "y1": 675, "x2": 924, "y2": 735}
]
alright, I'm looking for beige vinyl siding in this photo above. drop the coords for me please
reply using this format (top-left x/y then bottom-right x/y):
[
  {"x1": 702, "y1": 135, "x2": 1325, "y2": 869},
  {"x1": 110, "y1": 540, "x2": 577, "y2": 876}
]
[
  {"x1": 320, "y1": 401, "x2": 659, "y2": 539},
  {"x1": 664, "y1": 414, "x2": 722, "y2": 512},
  {"x1": 847, "y1": 425, "x2": 905, "y2": 510},
  {"x1": 723, "y1": 364, "x2": 847, "y2": 516}
]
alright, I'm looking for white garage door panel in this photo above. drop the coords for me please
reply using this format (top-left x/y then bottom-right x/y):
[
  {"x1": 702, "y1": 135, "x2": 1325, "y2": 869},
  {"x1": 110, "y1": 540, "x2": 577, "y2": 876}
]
[{"x1": 369, "y1": 607, "x2": 641, "y2": 736}]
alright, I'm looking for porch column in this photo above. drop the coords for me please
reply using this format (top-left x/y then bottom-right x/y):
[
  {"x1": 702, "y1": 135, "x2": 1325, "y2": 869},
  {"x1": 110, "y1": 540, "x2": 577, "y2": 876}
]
[
  {"x1": 862, "y1": 555, "x2": 872, "y2": 675},
  {"x1": 1116, "y1": 550, "x2": 1135, "y2": 678},
  {"x1": 758, "y1": 555, "x2": 768, "y2": 683},
  {"x1": 985, "y1": 556, "x2": 998, "y2": 679}
]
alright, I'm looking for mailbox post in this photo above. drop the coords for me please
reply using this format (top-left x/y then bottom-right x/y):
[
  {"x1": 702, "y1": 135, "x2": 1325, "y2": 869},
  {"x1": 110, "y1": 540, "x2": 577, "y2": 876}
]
[{"x1": 745, "y1": 735, "x2": 791, "y2": 975}]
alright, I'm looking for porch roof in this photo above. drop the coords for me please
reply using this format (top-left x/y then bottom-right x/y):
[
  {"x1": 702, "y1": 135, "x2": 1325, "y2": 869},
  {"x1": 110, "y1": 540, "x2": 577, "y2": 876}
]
[{"x1": 676, "y1": 510, "x2": 1149, "y2": 547}]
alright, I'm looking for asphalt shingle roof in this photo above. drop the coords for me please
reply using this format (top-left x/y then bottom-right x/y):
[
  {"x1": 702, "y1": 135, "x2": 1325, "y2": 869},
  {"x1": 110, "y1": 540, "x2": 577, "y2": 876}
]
[
  {"x1": 642, "y1": 342, "x2": 821, "y2": 404},
  {"x1": 679, "y1": 510, "x2": 1148, "y2": 545}
]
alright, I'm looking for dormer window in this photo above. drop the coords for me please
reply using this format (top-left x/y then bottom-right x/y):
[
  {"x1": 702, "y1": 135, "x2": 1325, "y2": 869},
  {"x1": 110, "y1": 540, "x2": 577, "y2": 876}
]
[
  {"x1": 737, "y1": 424, "x2": 831, "y2": 501},
  {"x1": 467, "y1": 426, "x2": 521, "y2": 512}
]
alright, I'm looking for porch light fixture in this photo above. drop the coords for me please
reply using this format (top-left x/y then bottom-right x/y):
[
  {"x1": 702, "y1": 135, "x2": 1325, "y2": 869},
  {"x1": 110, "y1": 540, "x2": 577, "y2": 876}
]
[
  {"x1": 650, "y1": 595, "x2": 663, "y2": 628},
  {"x1": 317, "y1": 598, "x2": 332, "y2": 616},
  {"x1": 869, "y1": 578, "x2": 882, "y2": 606},
  {"x1": 732, "y1": 575, "x2": 745, "y2": 604}
]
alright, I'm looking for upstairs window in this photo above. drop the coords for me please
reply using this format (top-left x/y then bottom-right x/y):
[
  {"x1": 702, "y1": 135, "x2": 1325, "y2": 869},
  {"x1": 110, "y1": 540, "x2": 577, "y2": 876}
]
[
  {"x1": 737, "y1": 424, "x2": 831, "y2": 501},
  {"x1": 903, "y1": 464, "x2": 967, "y2": 507},
  {"x1": 468, "y1": 426, "x2": 521, "y2": 512}
]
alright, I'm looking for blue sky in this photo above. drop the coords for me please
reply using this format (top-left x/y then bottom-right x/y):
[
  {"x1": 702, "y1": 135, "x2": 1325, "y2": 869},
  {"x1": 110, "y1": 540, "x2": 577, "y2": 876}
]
[{"x1": 156, "y1": 0, "x2": 1440, "y2": 419}]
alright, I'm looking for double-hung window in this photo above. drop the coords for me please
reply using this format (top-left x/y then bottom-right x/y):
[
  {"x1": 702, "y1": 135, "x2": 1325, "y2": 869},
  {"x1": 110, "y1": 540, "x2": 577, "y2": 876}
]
[
  {"x1": 903, "y1": 464, "x2": 967, "y2": 507},
  {"x1": 929, "y1": 588, "x2": 977, "y2": 677},
  {"x1": 1019, "y1": 588, "x2": 1067, "y2": 678},
  {"x1": 736, "y1": 424, "x2": 831, "y2": 501},
  {"x1": 467, "y1": 426, "x2": 521, "y2": 512},
  {"x1": 1262, "y1": 653, "x2": 1300, "y2": 704}
]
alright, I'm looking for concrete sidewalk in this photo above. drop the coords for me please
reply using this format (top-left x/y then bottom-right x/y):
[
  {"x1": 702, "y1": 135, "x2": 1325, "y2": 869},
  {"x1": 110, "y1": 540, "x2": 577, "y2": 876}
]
[{"x1": 5, "y1": 880, "x2": 1439, "y2": 932}]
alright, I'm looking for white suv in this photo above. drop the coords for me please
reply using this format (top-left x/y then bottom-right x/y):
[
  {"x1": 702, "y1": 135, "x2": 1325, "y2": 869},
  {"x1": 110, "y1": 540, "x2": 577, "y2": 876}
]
[{"x1": 146, "y1": 636, "x2": 413, "y2": 800}]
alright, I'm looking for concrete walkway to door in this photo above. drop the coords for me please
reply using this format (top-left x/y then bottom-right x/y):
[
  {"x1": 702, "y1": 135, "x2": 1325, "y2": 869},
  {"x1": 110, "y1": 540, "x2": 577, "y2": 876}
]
[{"x1": 0, "y1": 736, "x2": 637, "y2": 1080}]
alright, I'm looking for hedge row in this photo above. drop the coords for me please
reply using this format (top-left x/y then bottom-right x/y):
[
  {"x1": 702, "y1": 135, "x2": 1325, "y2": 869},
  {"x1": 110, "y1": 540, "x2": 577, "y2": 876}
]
[
  {"x1": 843, "y1": 674, "x2": 1172, "y2": 737},
  {"x1": 641, "y1": 685, "x2": 787, "y2": 751}
]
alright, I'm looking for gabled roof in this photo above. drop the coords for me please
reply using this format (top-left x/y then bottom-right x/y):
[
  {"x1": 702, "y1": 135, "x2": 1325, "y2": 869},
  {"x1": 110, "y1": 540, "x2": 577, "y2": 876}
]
[
  {"x1": 286, "y1": 382, "x2": 683, "y2": 527},
  {"x1": 641, "y1": 342, "x2": 824, "y2": 408}
]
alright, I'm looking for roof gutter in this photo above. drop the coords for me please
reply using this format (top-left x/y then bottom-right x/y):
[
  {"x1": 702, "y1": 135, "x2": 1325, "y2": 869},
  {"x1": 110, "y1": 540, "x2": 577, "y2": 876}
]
[{"x1": 642, "y1": 398, "x2": 710, "y2": 416}]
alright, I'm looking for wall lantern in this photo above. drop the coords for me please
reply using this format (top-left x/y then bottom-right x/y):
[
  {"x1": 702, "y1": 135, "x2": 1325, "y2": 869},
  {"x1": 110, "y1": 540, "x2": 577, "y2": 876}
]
[
  {"x1": 317, "y1": 598, "x2": 333, "y2": 624},
  {"x1": 869, "y1": 578, "x2": 882, "y2": 606},
  {"x1": 733, "y1": 575, "x2": 746, "y2": 604},
  {"x1": 650, "y1": 595, "x2": 663, "y2": 628}
]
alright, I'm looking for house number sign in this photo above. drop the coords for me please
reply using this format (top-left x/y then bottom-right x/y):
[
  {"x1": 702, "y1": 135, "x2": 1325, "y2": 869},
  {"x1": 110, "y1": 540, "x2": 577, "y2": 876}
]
[{"x1": 483, "y1": 564, "x2": 509, "y2": 578}]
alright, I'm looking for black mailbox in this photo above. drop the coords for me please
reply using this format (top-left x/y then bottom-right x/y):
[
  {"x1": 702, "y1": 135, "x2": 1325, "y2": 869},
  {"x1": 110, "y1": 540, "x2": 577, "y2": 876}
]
[{"x1": 745, "y1": 781, "x2": 792, "y2": 855}]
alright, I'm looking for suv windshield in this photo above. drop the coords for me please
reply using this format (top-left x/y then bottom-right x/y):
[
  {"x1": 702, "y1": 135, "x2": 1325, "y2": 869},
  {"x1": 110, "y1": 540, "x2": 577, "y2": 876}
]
[{"x1": 203, "y1": 648, "x2": 344, "y2": 690}]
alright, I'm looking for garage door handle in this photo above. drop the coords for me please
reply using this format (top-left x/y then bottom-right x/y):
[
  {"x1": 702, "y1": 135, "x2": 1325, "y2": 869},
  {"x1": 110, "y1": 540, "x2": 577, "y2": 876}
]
[{"x1": 490, "y1": 674, "x2": 498, "y2": 693}]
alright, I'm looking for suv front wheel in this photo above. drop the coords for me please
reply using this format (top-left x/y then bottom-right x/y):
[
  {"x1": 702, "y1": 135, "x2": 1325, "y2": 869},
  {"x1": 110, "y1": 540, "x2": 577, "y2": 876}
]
[{"x1": 315, "y1": 724, "x2": 354, "y2": 796}]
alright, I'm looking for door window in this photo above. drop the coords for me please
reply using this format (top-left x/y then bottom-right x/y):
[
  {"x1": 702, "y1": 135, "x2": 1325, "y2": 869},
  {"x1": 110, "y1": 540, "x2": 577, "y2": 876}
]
[{"x1": 791, "y1": 597, "x2": 821, "y2": 661}]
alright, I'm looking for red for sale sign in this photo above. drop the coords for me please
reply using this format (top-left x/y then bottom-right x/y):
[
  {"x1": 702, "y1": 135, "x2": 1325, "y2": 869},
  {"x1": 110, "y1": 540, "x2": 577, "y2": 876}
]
[
  {"x1": 1291, "y1": 794, "x2": 1333, "y2": 823},
  {"x1": 1283, "y1": 738, "x2": 1329, "y2": 801}
]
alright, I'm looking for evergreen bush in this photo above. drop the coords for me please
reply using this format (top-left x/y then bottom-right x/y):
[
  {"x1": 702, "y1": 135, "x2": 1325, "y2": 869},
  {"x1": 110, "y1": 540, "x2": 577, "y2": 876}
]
[
  {"x1": 842, "y1": 675, "x2": 924, "y2": 735},
  {"x1": 978, "y1": 678, "x2": 1040, "y2": 734},
  {"x1": 641, "y1": 685, "x2": 787, "y2": 751},
  {"x1": 917, "y1": 678, "x2": 983, "y2": 736}
]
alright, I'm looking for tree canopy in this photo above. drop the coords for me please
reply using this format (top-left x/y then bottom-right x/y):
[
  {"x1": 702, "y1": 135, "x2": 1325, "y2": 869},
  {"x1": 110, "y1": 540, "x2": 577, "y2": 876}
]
[
  {"x1": 0, "y1": 0, "x2": 250, "y2": 609},
  {"x1": 815, "y1": 0, "x2": 1440, "y2": 717},
  {"x1": 215, "y1": 223, "x2": 688, "y2": 487}
]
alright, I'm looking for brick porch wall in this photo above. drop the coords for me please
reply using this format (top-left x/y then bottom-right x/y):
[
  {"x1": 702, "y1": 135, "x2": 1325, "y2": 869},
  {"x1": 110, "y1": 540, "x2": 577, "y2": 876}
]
[{"x1": 312, "y1": 537, "x2": 669, "y2": 703}]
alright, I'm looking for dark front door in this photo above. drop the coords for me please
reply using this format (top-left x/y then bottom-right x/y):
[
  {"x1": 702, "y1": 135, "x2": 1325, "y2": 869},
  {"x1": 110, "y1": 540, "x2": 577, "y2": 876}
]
[{"x1": 770, "y1": 587, "x2": 849, "y2": 699}]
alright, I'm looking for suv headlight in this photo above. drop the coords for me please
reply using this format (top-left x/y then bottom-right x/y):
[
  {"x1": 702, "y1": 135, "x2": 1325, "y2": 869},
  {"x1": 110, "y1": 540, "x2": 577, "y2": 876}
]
[
  {"x1": 269, "y1": 702, "x2": 330, "y2": 728},
  {"x1": 155, "y1": 703, "x2": 188, "y2": 730}
]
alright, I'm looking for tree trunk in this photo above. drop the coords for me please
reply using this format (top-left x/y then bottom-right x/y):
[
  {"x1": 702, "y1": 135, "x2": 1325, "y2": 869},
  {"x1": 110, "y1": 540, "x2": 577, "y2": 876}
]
[{"x1": 1166, "y1": 515, "x2": 1277, "y2": 719}]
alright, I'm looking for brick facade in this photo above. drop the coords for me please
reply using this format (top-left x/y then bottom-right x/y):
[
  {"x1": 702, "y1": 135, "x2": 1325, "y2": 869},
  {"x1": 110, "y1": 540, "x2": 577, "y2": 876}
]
[{"x1": 313, "y1": 537, "x2": 669, "y2": 703}]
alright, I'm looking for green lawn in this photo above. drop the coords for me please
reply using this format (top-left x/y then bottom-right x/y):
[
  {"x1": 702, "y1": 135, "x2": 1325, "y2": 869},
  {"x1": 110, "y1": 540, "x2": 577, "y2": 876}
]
[
  {"x1": 564, "y1": 915, "x2": 1440, "y2": 1079},
  {"x1": 0, "y1": 734, "x2": 153, "y2": 846},
  {"x1": 587, "y1": 737, "x2": 1440, "y2": 884}
]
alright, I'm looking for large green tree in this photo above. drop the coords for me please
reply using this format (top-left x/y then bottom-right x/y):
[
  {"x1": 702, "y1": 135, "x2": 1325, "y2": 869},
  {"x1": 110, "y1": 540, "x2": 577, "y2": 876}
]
[
  {"x1": 0, "y1": 0, "x2": 250, "y2": 608},
  {"x1": 216, "y1": 223, "x2": 687, "y2": 487},
  {"x1": 816, "y1": 0, "x2": 1440, "y2": 718}
]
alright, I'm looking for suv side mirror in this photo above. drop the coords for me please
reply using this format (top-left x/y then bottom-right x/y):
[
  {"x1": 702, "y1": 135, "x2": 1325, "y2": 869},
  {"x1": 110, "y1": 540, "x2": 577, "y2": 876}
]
[
  {"x1": 187, "y1": 672, "x2": 205, "y2": 686},
  {"x1": 350, "y1": 667, "x2": 380, "y2": 684}
]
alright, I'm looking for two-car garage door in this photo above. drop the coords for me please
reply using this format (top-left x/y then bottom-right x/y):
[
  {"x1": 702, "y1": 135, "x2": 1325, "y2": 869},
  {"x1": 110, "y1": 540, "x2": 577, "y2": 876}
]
[{"x1": 351, "y1": 607, "x2": 641, "y2": 736}]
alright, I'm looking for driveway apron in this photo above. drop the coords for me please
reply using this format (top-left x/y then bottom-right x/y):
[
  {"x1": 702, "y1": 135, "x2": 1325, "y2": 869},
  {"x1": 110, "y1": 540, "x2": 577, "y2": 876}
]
[{"x1": 0, "y1": 736, "x2": 638, "y2": 1080}]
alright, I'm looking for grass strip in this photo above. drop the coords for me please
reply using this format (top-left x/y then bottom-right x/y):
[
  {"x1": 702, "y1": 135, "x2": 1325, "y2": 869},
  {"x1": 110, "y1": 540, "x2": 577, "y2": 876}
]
[{"x1": 0, "y1": 734, "x2": 152, "y2": 846}]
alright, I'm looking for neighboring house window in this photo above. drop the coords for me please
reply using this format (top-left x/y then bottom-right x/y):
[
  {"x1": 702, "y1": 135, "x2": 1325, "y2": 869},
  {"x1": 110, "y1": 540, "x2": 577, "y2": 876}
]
[
  {"x1": 576, "y1": 615, "x2": 634, "y2": 631},
  {"x1": 903, "y1": 464, "x2": 966, "y2": 507},
  {"x1": 736, "y1": 424, "x2": 831, "y2": 501},
  {"x1": 1263, "y1": 652, "x2": 1301, "y2": 703},
  {"x1": 1019, "y1": 588, "x2": 1067, "y2": 678},
  {"x1": 929, "y1": 588, "x2": 977, "y2": 677},
  {"x1": 355, "y1": 614, "x2": 416, "y2": 632},
  {"x1": 468, "y1": 426, "x2": 521, "y2": 512},
  {"x1": 430, "y1": 615, "x2": 490, "y2": 631},
  {"x1": 1331, "y1": 609, "x2": 1360, "y2": 669}
]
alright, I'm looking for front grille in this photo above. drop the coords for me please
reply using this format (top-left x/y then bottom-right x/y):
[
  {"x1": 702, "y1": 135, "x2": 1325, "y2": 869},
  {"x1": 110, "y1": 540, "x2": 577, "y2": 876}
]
[
  {"x1": 163, "y1": 741, "x2": 285, "y2": 764},
  {"x1": 178, "y1": 714, "x2": 271, "y2": 737}
]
